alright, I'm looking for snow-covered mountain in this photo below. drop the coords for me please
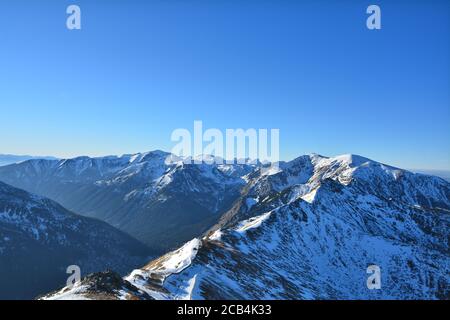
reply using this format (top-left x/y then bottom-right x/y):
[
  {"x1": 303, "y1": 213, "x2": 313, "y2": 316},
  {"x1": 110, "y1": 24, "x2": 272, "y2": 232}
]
[
  {"x1": 0, "y1": 181, "x2": 151, "y2": 300},
  {"x1": 0, "y1": 151, "x2": 255, "y2": 253},
  {"x1": 0, "y1": 154, "x2": 57, "y2": 167},
  {"x1": 41, "y1": 154, "x2": 450, "y2": 300}
]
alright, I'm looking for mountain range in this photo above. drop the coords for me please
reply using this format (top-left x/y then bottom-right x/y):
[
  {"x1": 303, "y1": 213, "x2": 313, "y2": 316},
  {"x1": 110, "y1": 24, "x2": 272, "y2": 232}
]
[
  {"x1": 32, "y1": 153, "x2": 449, "y2": 300},
  {"x1": 0, "y1": 154, "x2": 58, "y2": 167},
  {"x1": 0, "y1": 151, "x2": 255, "y2": 253}
]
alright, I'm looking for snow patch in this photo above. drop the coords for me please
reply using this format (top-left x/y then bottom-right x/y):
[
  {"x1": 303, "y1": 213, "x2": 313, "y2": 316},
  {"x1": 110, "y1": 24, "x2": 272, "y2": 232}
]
[
  {"x1": 150, "y1": 238, "x2": 201, "y2": 274},
  {"x1": 261, "y1": 165, "x2": 282, "y2": 176},
  {"x1": 235, "y1": 212, "x2": 271, "y2": 233},
  {"x1": 301, "y1": 188, "x2": 318, "y2": 203},
  {"x1": 182, "y1": 274, "x2": 197, "y2": 300},
  {"x1": 42, "y1": 285, "x2": 91, "y2": 300},
  {"x1": 208, "y1": 229, "x2": 223, "y2": 241},
  {"x1": 127, "y1": 238, "x2": 201, "y2": 290}
]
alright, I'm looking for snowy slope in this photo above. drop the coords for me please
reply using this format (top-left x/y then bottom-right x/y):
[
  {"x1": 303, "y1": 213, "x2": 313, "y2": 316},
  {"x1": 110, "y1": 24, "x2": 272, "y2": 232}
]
[{"x1": 0, "y1": 181, "x2": 151, "y2": 300}]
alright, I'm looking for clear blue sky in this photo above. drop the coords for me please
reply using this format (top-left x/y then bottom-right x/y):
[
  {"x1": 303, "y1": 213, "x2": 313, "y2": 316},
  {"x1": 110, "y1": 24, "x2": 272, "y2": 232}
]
[{"x1": 0, "y1": 0, "x2": 449, "y2": 170}]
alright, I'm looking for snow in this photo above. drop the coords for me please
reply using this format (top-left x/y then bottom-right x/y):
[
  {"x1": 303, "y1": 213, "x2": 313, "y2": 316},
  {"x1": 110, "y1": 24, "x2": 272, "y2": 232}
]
[
  {"x1": 43, "y1": 285, "x2": 91, "y2": 300},
  {"x1": 155, "y1": 171, "x2": 174, "y2": 188},
  {"x1": 152, "y1": 238, "x2": 201, "y2": 274},
  {"x1": 182, "y1": 274, "x2": 198, "y2": 300},
  {"x1": 124, "y1": 238, "x2": 203, "y2": 300},
  {"x1": 128, "y1": 153, "x2": 141, "y2": 163},
  {"x1": 301, "y1": 188, "x2": 318, "y2": 203},
  {"x1": 261, "y1": 165, "x2": 282, "y2": 176},
  {"x1": 207, "y1": 229, "x2": 223, "y2": 241},
  {"x1": 333, "y1": 154, "x2": 371, "y2": 166},
  {"x1": 157, "y1": 239, "x2": 200, "y2": 272},
  {"x1": 126, "y1": 238, "x2": 202, "y2": 292},
  {"x1": 235, "y1": 212, "x2": 271, "y2": 233},
  {"x1": 117, "y1": 290, "x2": 130, "y2": 300}
]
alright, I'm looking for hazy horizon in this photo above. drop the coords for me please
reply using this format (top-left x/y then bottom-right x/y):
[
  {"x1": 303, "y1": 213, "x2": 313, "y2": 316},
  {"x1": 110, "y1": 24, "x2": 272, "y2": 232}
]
[{"x1": 1, "y1": 149, "x2": 449, "y2": 173}]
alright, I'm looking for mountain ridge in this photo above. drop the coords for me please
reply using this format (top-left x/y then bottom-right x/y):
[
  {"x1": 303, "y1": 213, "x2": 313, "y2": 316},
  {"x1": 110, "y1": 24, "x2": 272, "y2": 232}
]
[
  {"x1": 0, "y1": 154, "x2": 58, "y2": 167},
  {"x1": 40, "y1": 153, "x2": 450, "y2": 300}
]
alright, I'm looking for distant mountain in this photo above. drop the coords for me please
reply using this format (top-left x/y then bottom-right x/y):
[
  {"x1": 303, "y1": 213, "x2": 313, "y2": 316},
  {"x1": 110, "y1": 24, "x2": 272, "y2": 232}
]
[
  {"x1": 0, "y1": 154, "x2": 58, "y2": 167},
  {"x1": 0, "y1": 151, "x2": 255, "y2": 253},
  {"x1": 42, "y1": 154, "x2": 450, "y2": 300},
  {"x1": 0, "y1": 181, "x2": 151, "y2": 300},
  {"x1": 413, "y1": 169, "x2": 450, "y2": 182}
]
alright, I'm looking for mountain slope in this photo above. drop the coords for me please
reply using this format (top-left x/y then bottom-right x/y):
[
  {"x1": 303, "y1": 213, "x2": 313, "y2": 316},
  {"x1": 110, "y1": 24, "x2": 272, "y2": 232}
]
[
  {"x1": 0, "y1": 151, "x2": 254, "y2": 253},
  {"x1": 42, "y1": 154, "x2": 450, "y2": 300},
  {"x1": 0, "y1": 181, "x2": 151, "y2": 300}
]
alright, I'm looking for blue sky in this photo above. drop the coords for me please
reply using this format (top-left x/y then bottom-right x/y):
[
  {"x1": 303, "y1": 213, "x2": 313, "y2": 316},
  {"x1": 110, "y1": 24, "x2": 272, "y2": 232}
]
[{"x1": 0, "y1": 0, "x2": 448, "y2": 170}]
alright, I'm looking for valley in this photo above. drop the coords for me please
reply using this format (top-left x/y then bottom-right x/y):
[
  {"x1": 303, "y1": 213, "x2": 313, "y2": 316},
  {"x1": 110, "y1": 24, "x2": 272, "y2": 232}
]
[{"x1": 0, "y1": 151, "x2": 254, "y2": 253}]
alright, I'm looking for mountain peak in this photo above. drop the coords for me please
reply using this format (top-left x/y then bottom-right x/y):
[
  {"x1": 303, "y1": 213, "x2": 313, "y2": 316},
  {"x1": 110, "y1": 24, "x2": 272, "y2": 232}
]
[{"x1": 332, "y1": 154, "x2": 373, "y2": 166}]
